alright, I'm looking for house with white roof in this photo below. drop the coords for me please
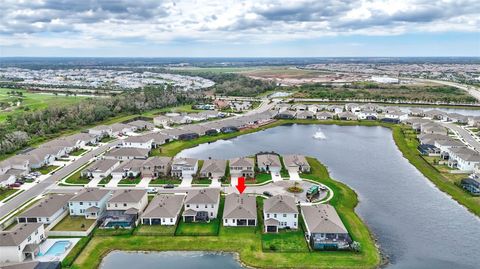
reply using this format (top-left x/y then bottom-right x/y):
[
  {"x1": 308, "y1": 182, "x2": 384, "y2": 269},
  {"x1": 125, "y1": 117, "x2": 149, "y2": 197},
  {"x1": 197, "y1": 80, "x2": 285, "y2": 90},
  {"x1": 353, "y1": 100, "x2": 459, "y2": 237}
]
[
  {"x1": 121, "y1": 135, "x2": 155, "y2": 149},
  {"x1": 81, "y1": 159, "x2": 119, "y2": 181}
]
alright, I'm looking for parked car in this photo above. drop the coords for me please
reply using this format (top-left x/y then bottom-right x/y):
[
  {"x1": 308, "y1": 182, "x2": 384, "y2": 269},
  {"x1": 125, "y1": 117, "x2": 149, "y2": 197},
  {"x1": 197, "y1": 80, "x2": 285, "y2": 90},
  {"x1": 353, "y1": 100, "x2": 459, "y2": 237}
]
[
  {"x1": 14, "y1": 181, "x2": 24, "y2": 185},
  {"x1": 263, "y1": 191, "x2": 273, "y2": 197},
  {"x1": 164, "y1": 184, "x2": 175, "y2": 189},
  {"x1": 147, "y1": 187, "x2": 158, "y2": 194},
  {"x1": 10, "y1": 183, "x2": 21, "y2": 188}
]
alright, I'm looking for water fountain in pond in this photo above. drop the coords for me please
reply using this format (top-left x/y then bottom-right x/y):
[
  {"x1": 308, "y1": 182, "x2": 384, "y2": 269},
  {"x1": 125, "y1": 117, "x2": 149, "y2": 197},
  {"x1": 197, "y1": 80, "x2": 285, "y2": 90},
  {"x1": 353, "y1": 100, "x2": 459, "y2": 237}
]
[{"x1": 313, "y1": 128, "x2": 327, "y2": 140}]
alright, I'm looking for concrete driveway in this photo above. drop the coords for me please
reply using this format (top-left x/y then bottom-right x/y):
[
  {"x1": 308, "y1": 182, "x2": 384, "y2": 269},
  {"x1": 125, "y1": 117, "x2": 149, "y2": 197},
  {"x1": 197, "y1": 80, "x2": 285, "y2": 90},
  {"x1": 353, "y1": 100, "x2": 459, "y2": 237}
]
[
  {"x1": 287, "y1": 169, "x2": 301, "y2": 181},
  {"x1": 271, "y1": 171, "x2": 282, "y2": 182},
  {"x1": 179, "y1": 175, "x2": 193, "y2": 187},
  {"x1": 137, "y1": 177, "x2": 152, "y2": 188}
]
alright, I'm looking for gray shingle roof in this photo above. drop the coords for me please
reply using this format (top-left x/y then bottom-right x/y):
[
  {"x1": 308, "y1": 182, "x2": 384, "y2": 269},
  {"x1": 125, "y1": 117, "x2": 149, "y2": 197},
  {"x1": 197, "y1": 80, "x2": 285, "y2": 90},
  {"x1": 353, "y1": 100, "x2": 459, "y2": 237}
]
[
  {"x1": 83, "y1": 159, "x2": 118, "y2": 174},
  {"x1": 223, "y1": 193, "x2": 256, "y2": 219},
  {"x1": 257, "y1": 154, "x2": 281, "y2": 167},
  {"x1": 142, "y1": 194, "x2": 185, "y2": 218},
  {"x1": 229, "y1": 157, "x2": 254, "y2": 167},
  {"x1": 185, "y1": 188, "x2": 220, "y2": 205},
  {"x1": 18, "y1": 194, "x2": 74, "y2": 219},
  {"x1": 200, "y1": 159, "x2": 226, "y2": 175},
  {"x1": 108, "y1": 189, "x2": 147, "y2": 204},
  {"x1": 0, "y1": 223, "x2": 43, "y2": 246},
  {"x1": 283, "y1": 154, "x2": 309, "y2": 168},
  {"x1": 263, "y1": 195, "x2": 297, "y2": 214},
  {"x1": 69, "y1": 188, "x2": 111, "y2": 202},
  {"x1": 301, "y1": 204, "x2": 347, "y2": 234}
]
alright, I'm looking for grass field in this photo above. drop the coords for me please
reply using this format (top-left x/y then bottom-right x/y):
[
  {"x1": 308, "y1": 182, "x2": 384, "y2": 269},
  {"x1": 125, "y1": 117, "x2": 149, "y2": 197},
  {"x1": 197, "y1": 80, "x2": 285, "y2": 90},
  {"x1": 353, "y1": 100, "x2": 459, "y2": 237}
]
[
  {"x1": 0, "y1": 189, "x2": 19, "y2": 201},
  {"x1": 51, "y1": 216, "x2": 95, "y2": 231},
  {"x1": 33, "y1": 165, "x2": 59, "y2": 175},
  {"x1": 135, "y1": 224, "x2": 176, "y2": 236},
  {"x1": 0, "y1": 88, "x2": 87, "y2": 122}
]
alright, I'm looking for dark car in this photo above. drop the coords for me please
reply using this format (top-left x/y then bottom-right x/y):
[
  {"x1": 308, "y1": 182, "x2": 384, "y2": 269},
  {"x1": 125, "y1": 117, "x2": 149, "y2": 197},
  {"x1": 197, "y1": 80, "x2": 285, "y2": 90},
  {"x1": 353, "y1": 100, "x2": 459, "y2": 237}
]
[
  {"x1": 10, "y1": 183, "x2": 21, "y2": 188},
  {"x1": 164, "y1": 184, "x2": 175, "y2": 189},
  {"x1": 262, "y1": 191, "x2": 273, "y2": 197}
]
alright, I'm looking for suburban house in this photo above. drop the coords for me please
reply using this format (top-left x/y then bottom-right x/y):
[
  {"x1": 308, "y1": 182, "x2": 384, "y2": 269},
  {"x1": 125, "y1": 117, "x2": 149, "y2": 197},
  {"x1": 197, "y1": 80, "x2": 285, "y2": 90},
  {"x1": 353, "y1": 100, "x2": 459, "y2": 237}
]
[
  {"x1": 275, "y1": 110, "x2": 296, "y2": 119},
  {"x1": 141, "y1": 194, "x2": 186, "y2": 225},
  {"x1": 68, "y1": 188, "x2": 112, "y2": 219},
  {"x1": 143, "y1": 133, "x2": 170, "y2": 147},
  {"x1": 301, "y1": 204, "x2": 351, "y2": 250},
  {"x1": 338, "y1": 112, "x2": 358, "y2": 121},
  {"x1": 171, "y1": 157, "x2": 198, "y2": 178},
  {"x1": 257, "y1": 154, "x2": 282, "y2": 173},
  {"x1": 121, "y1": 135, "x2": 155, "y2": 149},
  {"x1": 182, "y1": 188, "x2": 220, "y2": 222},
  {"x1": 327, "y1": 105, "x2": 343, "y2": 114},
  {"x1": 109, "y1": 123, "x2": 135, "y2": 136},
  {"x1": 81, "y1": 159, "x2": 119, "y2": 180},
  {"x1": 199, "y1": 159, "x2": 227, "y2": 179},
  {"x1": 0, "y1": 157, "x2": 30, "y2": 186},
  {"x1": 0, "y1": 223, "x2": 45, "y2": 264},
  {"x1": 447, "y1": 147, "x2": 480, "y2": 171},
  {"x1": 263, "y1": 194, "x2": 298, "y2": 233},
  {"x1": 357, "y1": 110, "x2": 378, "y2": 120},
  {"x1": 141, "y1": 156, "x2": 172, "y2": 178},
  {"x1": 16, "y1": 194, "x2": 74, "y2": 226},
  {"x1": 316, "y1": 111, "x2": 333, "y2": 120},
  {"x1": 229, "y1": 157, "x2": 255, "y2": 178},
  {"x1": 223, "y1": 193, "x2": 257, "y2": 227},
  {"x1": 103, "y1": 189, "x2": 148, "y2": 228},
  {"x1": 153, "y1": 115, "x2": 173, "y2": 127},
  {"x1": 434, "y1": 140, "x2": 465, "y2": 159},
  {"x1": 110, "y1": 159, "x2": 145, "y2": 181},
  {"x1": 421, "y1": 123, "x2": 448, "y2": 136},
  {"x1": 383, "y1": 111, "x2": 409, "y2": 122},
  {"x1": 88, "y1": 125, "x2": 112, "y2": 138},
  {"x1": 103, "y1": 147, "x2": 150, "y2": 160},
  {"x1": 417, "y1": 133, "x2": 451, "y2": 146},
  {"x1": 127, "y1": 120, "x2": 155, "y2": 131},
  {"x1": 0, "y1": 174, "x2": 16, "y2": 187},
  {"x1": 282, "y1": 154, "x2": 311, "y2": 172},
  {"x1": 295, "y1": 110, "x2": 315, "y2": 120}
]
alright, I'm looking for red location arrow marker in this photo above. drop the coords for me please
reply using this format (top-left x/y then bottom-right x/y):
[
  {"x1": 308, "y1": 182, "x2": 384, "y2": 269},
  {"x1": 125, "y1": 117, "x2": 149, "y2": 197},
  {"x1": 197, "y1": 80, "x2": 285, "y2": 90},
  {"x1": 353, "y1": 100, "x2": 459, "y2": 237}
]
[{"x1": 236, "y1": 176, "x2": 246, "y2": 194}]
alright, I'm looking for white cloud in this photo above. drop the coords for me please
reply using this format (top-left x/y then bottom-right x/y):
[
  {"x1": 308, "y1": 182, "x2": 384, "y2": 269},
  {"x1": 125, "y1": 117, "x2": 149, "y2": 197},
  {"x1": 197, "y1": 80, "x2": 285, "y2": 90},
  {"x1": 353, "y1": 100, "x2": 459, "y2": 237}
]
[{"x1": 0, "y1": 0, "x2": 478, "y2": 49}]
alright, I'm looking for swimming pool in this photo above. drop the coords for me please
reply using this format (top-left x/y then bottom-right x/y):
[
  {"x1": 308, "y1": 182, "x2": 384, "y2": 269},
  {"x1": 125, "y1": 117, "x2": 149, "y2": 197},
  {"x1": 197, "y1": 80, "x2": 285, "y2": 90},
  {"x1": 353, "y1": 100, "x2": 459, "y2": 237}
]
[
  {"x1": 103, "y1": 221, "x2": 132, "y2": 228},
  {"x1": 38, "y1": 240, "x2": 71, "y2": 256}
]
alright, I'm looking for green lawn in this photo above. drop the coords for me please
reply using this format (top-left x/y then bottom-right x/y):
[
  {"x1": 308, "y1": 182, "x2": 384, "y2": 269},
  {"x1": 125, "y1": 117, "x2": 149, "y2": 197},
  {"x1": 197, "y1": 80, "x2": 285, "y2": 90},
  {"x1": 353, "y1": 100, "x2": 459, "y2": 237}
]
[
  {"x1": 252, "y1": 173, "x2": 272, "y2": 184},
  {"x1": 70, "y1": 148, "x2": 87, "y2": 156},
  {"x1": 192, "y1": 178, "x2": 212, "y2": 185},
  {"x1": 51, "y1": 216, "x2": 96, "y2": 231},
  {"x1": 175, "y1": 218, "x2": 220, "y2": 236},
  {"x1": 0, "y1": 188, "x2": 19, "y2": 201},
  {"x1": 149, "y1": 178, "x2": 182, "y2": 185},
  {"x1": 135, "y1": 224, "x2": 176, "y2": 236},
  {"x1": 65, "y1": 167, "x2": 91, "y2": 185},
  {"x1": 262, "y1": 230, "x2": 310, "y2": 252},
  {"x1": 0, "y1": 88, "x2": 87, "y2": 122},
  {"x1": 33, "y1": 165, "x2": 59, "y2": 175},
  {"x1": 97, "y1": 176, "x2": 112, "y2": 186},
  {"x1": 99, "y1": 136, "x2": 115, "y2": 143},
  {"x1": 118, "y1": 176, "x2": 142, "y2": 185}
]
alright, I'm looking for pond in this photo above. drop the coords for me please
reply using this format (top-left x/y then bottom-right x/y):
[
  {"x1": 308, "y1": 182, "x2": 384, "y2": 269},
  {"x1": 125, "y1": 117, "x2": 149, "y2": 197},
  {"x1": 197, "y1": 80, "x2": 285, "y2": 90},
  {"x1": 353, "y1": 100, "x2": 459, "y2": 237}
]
[
  {"x1": 101, "y1": 251, "x2": 244, "y2": 269},
  {"x1": 177, "y1": 124, "x2": 480, "y2": 269}
]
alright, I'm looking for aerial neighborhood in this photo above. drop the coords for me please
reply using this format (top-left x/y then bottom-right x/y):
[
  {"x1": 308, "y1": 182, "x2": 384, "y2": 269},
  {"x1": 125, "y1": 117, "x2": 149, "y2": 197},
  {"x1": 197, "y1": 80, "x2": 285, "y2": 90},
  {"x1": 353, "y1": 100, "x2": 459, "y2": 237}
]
[{"x1": 1, "y1": 99, "x2": 480, "y2": 268}]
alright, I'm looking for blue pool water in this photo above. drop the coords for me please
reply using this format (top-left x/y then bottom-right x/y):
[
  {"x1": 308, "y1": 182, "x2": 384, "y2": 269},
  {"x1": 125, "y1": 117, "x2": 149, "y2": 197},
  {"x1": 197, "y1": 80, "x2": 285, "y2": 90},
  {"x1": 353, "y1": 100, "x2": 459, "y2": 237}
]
[
  {"x1": 104, "y1": 221, "x2": 131, "y2": 228},
  {"x1": 38, "y1": 240, "x2": 70, "y2": 256}
]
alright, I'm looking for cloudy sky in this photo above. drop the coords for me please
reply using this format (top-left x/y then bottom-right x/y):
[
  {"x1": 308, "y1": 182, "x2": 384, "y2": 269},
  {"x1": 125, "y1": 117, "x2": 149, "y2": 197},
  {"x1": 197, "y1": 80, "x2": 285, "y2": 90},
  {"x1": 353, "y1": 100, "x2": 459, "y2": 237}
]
[{"x1": 0, "y1": 0, "x2": 479, "y2": 57}]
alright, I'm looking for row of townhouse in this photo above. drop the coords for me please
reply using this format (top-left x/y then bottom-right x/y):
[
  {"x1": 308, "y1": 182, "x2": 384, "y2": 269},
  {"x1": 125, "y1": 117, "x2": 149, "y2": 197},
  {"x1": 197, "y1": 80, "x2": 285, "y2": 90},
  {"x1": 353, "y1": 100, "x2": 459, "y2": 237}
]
[
  {"x1": 88, "y1": 120, "x2": 155, "y2": 138},
  {"x1": 153, "y1": 111, "x2": 224, "y2": 127},
  {"x1": 86, "y1": 148, "x2": 310, "y2": 182},
  {"x1": 0, "y1": 132, "x2": 99, "y2": 187}
]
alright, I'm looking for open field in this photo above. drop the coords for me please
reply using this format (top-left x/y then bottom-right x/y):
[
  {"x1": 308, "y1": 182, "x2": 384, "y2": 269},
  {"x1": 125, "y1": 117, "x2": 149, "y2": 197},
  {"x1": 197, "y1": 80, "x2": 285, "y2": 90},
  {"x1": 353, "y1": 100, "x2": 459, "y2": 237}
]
[
  {"x1": 292, "y1": 84, "x2": 477, "y2": 103},
  {"x1": 67, "y1": 158, "x2": 380, "y2": 269},
  {"x1": 0, "y1": 88, "x2": 87, "y2": 122}
]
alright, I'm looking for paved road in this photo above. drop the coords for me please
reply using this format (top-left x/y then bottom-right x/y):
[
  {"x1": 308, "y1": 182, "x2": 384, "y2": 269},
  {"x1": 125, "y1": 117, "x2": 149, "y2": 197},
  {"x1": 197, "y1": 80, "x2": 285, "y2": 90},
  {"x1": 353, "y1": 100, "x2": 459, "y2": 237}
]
[
  {"x1": 0, "y1": 101, "x2": 277, "y2": 220},
  {"x1": 0, "y1": 140, "x2": 118, "y2": 220},
  {"x1": 439, "y1": 122, "x2": 480, "y2": 151}
]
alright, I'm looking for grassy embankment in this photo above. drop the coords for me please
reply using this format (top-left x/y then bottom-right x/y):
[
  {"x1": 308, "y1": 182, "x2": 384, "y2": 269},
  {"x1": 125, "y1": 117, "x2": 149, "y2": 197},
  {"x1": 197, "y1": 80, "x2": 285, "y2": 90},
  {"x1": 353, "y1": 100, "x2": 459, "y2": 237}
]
[{"x1": 67, "y1": 157, "x2": 380, "y2": 269}]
